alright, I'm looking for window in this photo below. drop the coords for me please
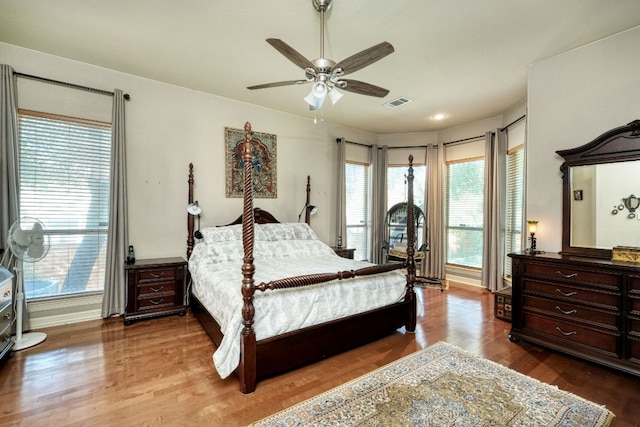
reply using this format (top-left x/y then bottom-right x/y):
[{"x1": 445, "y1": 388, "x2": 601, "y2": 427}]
[
  {"x1": 445, "y1": 158, "x2": 484, "y2": 268},
  {"x1": 18, "y1": 110, "x2": 111, "y2": 299},
  {"x1": 345, "y1": 161, "x2": 369, "y2": 260},
  {"x1": 504, "y1": 146, "x2": 524, "y2": 277},
  {"x1": 387, "y1": 164, "x2": 426, "y2": 249}
]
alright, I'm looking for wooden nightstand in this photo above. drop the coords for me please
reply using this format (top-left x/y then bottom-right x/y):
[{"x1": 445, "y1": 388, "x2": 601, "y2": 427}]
[
  {"x1": 124, "y1": 257, "x2": 187, "y2": 325},
  {"x1": 330, "y1": 246, "x2": 355, "y2": 259}
]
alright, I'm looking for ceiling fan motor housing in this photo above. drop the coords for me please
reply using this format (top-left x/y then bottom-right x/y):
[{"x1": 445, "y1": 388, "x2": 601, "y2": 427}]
[{"x1": 312, "y1": 0, "x2": 332, "y2": 12}]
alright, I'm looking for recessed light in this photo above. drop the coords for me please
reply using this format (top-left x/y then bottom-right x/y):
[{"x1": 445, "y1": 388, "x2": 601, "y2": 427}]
[{"x1": 431, "y1": 113, "x2": 446, "y2": 120}]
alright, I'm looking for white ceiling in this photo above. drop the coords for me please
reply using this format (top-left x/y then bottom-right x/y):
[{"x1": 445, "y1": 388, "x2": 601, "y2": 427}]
[{"x1": 2, "y1": 0, "x2": 640, "y2": 134}]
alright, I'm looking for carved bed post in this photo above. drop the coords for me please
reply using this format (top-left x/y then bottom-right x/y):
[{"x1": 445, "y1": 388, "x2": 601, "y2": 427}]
[
  {"x1": 305, "y1": 175, "x2": 312, "y2": 225},
  {"x1": 240, "y1": 122, "x2": 257, "y2": 394},
  {"x1": 405, "y1": 155, "x2": 417, "y2": 332},
  {"x1": 187, "y1": 163, "x2": 195, "y2": 259}
]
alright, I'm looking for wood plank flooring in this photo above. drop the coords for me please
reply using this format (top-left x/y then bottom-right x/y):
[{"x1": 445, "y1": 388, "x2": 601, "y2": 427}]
[{"x1": 1, "y1": 283, "x2": 639, "y2": 426}]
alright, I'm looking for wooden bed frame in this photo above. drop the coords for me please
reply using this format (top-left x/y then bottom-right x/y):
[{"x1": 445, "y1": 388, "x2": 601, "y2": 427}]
[{"x1": 187, "y1": 122, "x2": 417, "y2": 394}]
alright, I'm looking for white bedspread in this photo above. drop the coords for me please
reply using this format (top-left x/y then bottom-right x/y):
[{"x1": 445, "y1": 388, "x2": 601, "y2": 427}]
[{"x1": 188, "y1": 223, "x2": 409, "y2": 379}]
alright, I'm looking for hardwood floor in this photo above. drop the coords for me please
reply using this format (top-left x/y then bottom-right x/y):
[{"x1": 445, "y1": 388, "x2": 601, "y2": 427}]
[{"x1": 1, "y1": 283, "x2": 639, "y2": 426}]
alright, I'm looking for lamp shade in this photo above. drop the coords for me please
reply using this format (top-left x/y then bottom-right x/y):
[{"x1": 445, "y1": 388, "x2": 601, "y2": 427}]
[
  {"x1": 308, "y1": 205, "x2": 318, "y2": 215},
  {"x1": 187, "y1": 201, "x2": 202, "y2": 216},
  {"x1": 328, "y1": 88, "x2": 343, "y2": 104},
  {"x1": 527, "y1": 220, "x2": 538, "y2": 234},
  {"x1": 304, "y1": 81, "x2": 328, "y2": 110}
]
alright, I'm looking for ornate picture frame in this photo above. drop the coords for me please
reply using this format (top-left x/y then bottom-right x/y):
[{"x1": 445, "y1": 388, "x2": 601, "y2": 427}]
[{"x1": 225, "y1": 127, "x2": 277, "y2": 198}]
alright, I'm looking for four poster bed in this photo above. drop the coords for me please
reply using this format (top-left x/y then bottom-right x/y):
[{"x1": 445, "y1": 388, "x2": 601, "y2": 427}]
[{"x1": 186, "y1": 122, "x2": 418, "y2": 394}]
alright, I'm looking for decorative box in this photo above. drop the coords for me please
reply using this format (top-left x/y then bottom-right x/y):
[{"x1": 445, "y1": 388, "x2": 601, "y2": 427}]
[
  {"x1": 612, "y1": 246, "x2": 640, "y2": 263},
  {"x1": 494, "y1": 287, "x2": 512, "y2": 322}
]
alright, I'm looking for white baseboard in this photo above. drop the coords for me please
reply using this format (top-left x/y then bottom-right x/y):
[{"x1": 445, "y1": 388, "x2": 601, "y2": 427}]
[
  {"x1": 446, "y1": 274, "x2": 483, "y2": 288},
  {"x1": 27, "y1": 293, "x2": 104, "y2": 329},
  {"x1": 30, "y1": 309, "x2": 102, "y2": 329}
]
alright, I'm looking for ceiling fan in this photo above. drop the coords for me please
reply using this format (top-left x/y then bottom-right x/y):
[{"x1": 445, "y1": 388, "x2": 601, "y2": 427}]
[{"x1": 247, "y1": 0, "x2": 394, "y2": 110}]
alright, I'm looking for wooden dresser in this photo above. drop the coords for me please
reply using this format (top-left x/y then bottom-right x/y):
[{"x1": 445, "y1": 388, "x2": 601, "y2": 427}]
[
  {"x1": 509, "y1": 252, "x2": 640, "y2": 377},
  {"x1": 0, "y1": 267, "x2": 14, "y2": 364},
  {"x1": 124, "y1": 257, "x2": 187, "y2": 325}
]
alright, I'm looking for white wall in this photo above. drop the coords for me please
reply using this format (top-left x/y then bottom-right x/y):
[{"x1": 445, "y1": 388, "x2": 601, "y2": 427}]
[
  {"x1": 1, "y1": 42, "x2": 379, "y2": 260},
  {"x1": 527, "y1": 26, "x2": 640, "y2": 253}
]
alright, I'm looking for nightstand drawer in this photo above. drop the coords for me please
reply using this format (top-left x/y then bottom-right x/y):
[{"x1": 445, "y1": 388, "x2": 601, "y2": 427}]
[
  {"x1": 137, "y1": 268, "x2": 177, "y2": 282},
  {"x1": 137, "y1": 292, "x2": 176, "y2": 311},
  {"x1": 138, "y1": 280, "x2": 177, "y2": 296}
]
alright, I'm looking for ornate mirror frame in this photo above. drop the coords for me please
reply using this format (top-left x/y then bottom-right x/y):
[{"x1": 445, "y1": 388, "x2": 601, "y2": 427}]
[{"x1": 557, "y1": 119, "x2": 640, "y2": 259}]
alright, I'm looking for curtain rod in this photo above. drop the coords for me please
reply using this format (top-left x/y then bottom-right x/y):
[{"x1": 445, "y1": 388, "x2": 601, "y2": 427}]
[
  {"x1": 443, "y1": 134, "x2": 485, "y2": 146},
  {"x1": 338, "y1": 114, "x2": 527, "y2": 148},
  {"x1": 337, "y1": 138, "x2": 372, "y2": 148},
  {"x1": 500, "y1": 114, "x2": 526, "y2": 131},
  {"x1": 14, "y1": 71, "x2": 130, "y2": 100}
]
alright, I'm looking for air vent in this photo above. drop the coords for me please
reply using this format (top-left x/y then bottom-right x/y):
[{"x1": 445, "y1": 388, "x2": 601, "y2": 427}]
[{"x1": 383, "y1": 97, "x2": 412, "y2": 109}]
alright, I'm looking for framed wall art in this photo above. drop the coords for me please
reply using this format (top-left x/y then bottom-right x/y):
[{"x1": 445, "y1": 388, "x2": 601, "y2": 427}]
[{"x1": 225, "y1": 127, "x2": 277, "y2": 198}]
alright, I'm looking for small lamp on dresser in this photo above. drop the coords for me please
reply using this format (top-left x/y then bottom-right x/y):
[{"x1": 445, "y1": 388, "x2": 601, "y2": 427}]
[{"x1": 527, "y1": 220, "x2": 543, "y2": 254}]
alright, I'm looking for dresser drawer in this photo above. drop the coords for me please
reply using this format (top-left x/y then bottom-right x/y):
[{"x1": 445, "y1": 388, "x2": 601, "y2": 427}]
[
  {"x1": 0, "y1": 280, "x2": 11, "y2": 309},
  {"x1": 523, "y1": 312, "x2": 620, "y2": 356},
  {"x1": 522, "y1": 278, "x2": 621, "y2": 311},
  {"x1": 0, "y1": 302, "x2": 12, "y2": 337},
  {"x1": 629, "y1": 275, "x2": 640, "y2": 291},
  {"x1": 524, "y1": 263, "x2": 621, "y2": 289},
  {"x1": 523, "y1": 295, "x2": 619, "y2": 330}
]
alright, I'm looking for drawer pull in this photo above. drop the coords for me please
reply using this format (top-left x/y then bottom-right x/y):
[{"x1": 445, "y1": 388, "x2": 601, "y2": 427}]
[
  {"x1": 556, "y1": 288, "x2": 578, "y2": 297},
  {"x1": 555, "y1": 326, "x2": 577, "y2": 336},
  {"x1": 556, "y1": 270, "x2": 578, "y2": 279},
  {"x1": 150, "y1": 272, "x2": 165, "y2": 278},
  {"x1": 555, "y1": 306, "x2": 577, "y2": 315},
  {"x1": 2, "y1": 313, "x2": 10, "y2": 321},
  {"x1": 150, "y1": 286, "x2": 165, "y2": 293},
  {"x1": 149, "y1": 298, "x2": 164, "y2": 305}
]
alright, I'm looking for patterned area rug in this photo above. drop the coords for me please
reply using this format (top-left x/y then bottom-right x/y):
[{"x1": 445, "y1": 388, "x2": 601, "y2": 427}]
[{"x1": 252, "y1": 342, "x2": 614, "y2": 427}]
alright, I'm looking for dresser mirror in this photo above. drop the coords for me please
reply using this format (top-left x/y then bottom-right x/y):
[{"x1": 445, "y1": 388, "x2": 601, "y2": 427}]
[{"x1": 557, "y1": 119, "x2": 640, "y2": 259}]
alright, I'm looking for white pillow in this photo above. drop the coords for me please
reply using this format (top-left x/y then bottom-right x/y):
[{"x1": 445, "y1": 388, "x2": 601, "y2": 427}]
[
  {"x1": 259, "y1": 223, "x2": 319, "y2": 241},
  {"x1": 200, "y1": 224, "x2": 268, "y2": 244}
]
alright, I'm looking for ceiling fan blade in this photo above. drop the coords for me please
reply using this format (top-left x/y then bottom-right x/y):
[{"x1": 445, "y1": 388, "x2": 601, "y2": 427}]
[
  {"x1": 341, "y1": 79, "x2": 390, "y2": 98},
  {"x1": 333, "y1": 42, "x2": 394, "y2": 75},
  {"x1": 247, "y1": 80, "x2": 310, "y2": 90},
  {"x1": 266, "y1": 39, "x2": 315, "y2": 70}
]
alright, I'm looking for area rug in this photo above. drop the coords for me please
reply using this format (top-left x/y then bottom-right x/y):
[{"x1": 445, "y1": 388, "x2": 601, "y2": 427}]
[{"x1": 252, "y1": 342, "x2": 614, "y2": 427}]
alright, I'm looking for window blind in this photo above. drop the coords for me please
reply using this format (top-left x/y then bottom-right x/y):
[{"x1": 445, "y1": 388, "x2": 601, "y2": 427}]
[
  {"x1": 345, "y1": 162, "x2": 369, "y2": 260},
  {"x1": 504, "y1": 146, "x2": 524, "y2": 277},
  {"x1": 445, "y1": 158, "x2": 484, "y2": 268},
  {"x1": 18, "y1": 110, "x2": 111, "y2": 299}
]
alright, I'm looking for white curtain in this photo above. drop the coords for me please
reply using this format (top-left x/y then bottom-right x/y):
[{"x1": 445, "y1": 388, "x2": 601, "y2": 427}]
[
  {"x1": 425, "y1": 143, "x2": 445, "y2": 280},
  {"x1": 370, "y1": 145, "x2": 388, "y2": 263},
  {"x1": 102, "y1": 89, "x2": 129, "y2": 317},
  {"x1": 481, "y1": 130, "x2": 507, "y2": 292},
  {"x1": 0, "y1": 64, "x2": 28, "y2": 331},
  {"x1": 336, "y1": 138, "x2": 347, "y2": 248}
]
